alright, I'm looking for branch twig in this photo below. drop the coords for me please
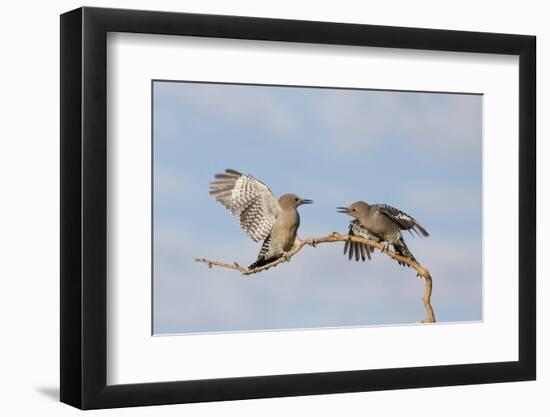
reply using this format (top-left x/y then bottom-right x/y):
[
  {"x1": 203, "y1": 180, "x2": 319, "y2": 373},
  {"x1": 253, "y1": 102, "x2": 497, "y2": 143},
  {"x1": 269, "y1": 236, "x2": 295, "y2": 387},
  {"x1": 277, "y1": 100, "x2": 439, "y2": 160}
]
[{"x1": 195, "y1": 232, "x2": 435, "y2": 323}]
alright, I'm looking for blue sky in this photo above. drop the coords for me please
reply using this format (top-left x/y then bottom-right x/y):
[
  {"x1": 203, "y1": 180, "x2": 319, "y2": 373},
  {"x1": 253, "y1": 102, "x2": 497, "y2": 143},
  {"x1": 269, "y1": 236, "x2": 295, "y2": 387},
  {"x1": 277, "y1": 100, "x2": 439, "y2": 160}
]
[{"x1": 153, "y1": 80, "x2": 482, "y2": 334}]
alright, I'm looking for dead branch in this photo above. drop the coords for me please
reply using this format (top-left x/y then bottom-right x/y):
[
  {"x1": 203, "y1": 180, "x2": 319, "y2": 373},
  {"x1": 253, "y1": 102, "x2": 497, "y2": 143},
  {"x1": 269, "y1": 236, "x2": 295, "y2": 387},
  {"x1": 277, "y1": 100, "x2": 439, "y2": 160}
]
[{"x1": 195, "y1": 232, "x2": 435, "y2": 323}]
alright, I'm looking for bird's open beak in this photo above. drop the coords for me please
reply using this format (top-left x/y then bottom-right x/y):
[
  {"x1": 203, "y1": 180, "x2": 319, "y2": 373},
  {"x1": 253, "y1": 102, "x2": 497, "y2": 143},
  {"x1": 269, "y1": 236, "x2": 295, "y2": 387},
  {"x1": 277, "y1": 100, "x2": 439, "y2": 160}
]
[
  {"x1": 301, "y1": 199, "x2": 313, "y2": 205},
  {"x1": 337, "y1": 206, "x2": 350, "y2": 214}
]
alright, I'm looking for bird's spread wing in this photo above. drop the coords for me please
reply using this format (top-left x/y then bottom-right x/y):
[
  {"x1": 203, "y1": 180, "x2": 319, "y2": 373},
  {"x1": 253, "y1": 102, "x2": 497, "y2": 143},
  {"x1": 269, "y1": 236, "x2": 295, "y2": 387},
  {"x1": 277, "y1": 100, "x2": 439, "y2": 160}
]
[
  {"x1": 376, "y1": 204, "x2": 429, "y2": 237},
  {"x1": 209, "y1": 169, "x2": 281, "y2": 242},
  {"x1": 344, "y1": 220, "x2": 378, "y2": 261}
]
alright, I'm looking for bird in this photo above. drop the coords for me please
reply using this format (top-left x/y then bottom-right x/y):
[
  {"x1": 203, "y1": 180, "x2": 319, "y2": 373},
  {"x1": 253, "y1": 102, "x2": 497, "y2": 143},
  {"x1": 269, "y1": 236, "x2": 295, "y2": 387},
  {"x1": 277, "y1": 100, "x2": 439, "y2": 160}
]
[
  {"x1": 208, "y1": 169, "x2": 312, "y2": 270},
  {"x1": 337, "y1": 201, "x2": 429, "y2": 266}
]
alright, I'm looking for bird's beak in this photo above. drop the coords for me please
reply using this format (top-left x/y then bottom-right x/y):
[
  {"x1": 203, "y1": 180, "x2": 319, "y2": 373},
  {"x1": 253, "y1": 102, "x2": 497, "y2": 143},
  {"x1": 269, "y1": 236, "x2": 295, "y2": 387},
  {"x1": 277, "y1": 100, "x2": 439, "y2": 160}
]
[
  {"x1": 337, "y1": 206, "x2": 350, "y2": 214},
  {"x1": 301, "y1": 199, "x2": 313, "y2": 205}
]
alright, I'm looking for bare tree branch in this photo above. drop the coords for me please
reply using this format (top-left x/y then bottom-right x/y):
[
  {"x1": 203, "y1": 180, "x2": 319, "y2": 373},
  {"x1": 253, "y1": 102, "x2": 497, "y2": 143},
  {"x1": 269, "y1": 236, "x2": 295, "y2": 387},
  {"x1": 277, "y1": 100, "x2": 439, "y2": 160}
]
[{"x1": 194, "y1": 232, "x2": 435, "y2": 323}]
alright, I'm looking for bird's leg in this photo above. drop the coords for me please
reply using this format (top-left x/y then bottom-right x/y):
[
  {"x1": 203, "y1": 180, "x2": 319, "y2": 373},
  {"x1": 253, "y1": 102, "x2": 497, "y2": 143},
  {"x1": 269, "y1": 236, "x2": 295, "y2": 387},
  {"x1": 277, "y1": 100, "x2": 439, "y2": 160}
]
[
  {"x1": 282, "y1": 252, "x2": 292, "y2": 262},
  {"x1": 310, "y1": 238, "x2": 318, "y2": 247}
]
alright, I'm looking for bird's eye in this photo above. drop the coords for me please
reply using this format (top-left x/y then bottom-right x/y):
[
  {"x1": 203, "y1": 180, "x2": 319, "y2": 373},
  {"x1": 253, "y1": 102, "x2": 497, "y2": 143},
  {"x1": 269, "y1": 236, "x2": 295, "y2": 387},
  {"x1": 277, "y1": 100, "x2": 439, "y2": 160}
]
[
  {"x1": 295, "y1": 198, "x2": 299, "y2": 202},
  {"x1": 352, "y1": 208, "x2": 355, "y2": 212}
]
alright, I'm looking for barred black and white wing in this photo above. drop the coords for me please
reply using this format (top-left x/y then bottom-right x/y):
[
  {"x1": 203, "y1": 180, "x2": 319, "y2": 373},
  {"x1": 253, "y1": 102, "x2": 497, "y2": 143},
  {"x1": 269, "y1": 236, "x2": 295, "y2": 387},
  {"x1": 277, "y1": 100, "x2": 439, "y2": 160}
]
[
  {"x1": 376, "y1": 204, "x2": 429, "y2": 237},
  {"x1": 343, "y1": 220, "x2": 379, "y2": 262},
  {"x1": 209, "y1": 169, "x2": 281, "y2": 242}
]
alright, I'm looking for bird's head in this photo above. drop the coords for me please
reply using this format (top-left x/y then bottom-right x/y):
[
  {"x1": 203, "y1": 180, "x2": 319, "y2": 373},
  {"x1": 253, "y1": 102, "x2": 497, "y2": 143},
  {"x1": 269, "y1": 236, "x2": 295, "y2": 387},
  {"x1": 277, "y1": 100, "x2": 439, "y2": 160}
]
[
  {"x1": 279, "y1": 194, "x2": 313, "y2": 209},
  {"x1": 337, "y1": 201, "x2": 369, "y2": 219}
]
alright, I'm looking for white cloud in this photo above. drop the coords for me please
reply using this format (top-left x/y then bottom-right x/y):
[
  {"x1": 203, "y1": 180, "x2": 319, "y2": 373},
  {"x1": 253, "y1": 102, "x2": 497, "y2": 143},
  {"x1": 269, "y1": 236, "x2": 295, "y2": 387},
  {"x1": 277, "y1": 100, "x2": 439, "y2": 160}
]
[
  {"x1": 397, "y1": 94, "x2": 482, "y2": 160},
  {"x1": 310, "y1": 90, "x2": 481, "y2": 160},
  {"x1": 402, "y1": 182, "x2": 481, "y2": 217},
  {"x1": 156, "y1": 82, "x2": 298, "y2": 136},
  {"x1": 156, "y1": 81, "x2": 481, "y2": 162}
]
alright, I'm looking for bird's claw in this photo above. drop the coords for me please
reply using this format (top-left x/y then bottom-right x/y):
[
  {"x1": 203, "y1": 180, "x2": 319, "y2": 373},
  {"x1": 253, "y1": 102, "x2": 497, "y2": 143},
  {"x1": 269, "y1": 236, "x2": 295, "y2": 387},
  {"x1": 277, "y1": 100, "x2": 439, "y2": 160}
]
[
  {"x1": 311, "y1": 238, "x2": 318, "y2": 247},
  {"x1": 283, "y1": 253, "x2": 291, "y2": 262}
]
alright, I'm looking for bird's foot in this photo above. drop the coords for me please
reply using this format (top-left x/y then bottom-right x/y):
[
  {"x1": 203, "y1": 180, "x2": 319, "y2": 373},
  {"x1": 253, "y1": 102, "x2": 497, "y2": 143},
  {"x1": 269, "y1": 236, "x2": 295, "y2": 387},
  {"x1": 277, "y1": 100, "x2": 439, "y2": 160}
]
[
  {"x1": 310, "y1": 238, "x2": 318, "y2": 247},
  {"x1": 283, "y1": 252, "x2": 292, "y2": 262}
]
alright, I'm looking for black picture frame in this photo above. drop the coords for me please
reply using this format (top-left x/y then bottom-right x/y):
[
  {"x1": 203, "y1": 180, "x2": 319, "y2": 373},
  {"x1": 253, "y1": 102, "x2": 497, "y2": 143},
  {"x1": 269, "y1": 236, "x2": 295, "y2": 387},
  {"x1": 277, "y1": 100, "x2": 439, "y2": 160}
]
[{"x1": 60, "y1": 6, "x2": 536, "y2": 410}]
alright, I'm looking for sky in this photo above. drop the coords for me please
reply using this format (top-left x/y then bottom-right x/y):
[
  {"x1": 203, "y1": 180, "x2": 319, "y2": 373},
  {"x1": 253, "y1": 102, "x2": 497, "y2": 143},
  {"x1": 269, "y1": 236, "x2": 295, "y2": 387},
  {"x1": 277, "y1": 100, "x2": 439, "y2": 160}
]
[{"x1": 152, "y1": 80, "x2": 482, "y2": 335}]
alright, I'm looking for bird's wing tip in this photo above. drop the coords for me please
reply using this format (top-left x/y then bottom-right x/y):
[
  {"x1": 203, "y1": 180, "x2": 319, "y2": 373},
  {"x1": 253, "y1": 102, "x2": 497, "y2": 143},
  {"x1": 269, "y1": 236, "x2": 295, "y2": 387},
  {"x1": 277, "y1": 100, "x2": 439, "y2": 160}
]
[{"x1": 224, "y1": 168, "x2": 242, "y2": 176}]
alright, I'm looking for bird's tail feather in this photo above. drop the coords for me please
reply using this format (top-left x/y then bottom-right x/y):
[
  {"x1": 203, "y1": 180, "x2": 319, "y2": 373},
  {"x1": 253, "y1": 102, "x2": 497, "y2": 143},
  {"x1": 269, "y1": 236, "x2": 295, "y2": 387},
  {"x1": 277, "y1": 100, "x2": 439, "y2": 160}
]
[
  {"x1": 393, "y1": 239, "x2": 416, "y2": 267},
  {"x1": 248, "y1": 256, "x2": 278, "y2": 270},
  {"x1": 248, "y1": 237, "x2": 278, "y2": 270}
]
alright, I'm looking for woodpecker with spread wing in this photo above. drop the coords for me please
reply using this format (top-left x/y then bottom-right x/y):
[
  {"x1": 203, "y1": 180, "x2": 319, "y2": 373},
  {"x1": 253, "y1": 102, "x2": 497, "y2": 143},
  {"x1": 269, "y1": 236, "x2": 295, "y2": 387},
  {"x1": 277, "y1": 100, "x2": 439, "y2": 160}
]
[
  {"x1": 209, "y1": 169, "x2": 312, "y2": 270},
  {"x1": 337, "y1": 201, "x2": 429, "y2": 266}
]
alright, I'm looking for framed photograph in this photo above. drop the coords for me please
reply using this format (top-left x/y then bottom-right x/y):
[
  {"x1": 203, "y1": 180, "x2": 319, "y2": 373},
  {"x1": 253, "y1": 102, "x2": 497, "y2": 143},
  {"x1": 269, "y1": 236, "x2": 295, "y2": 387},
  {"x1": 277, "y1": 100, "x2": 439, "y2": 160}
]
[{"x1": 60, "y1": 6, "x2": 536, "y2": 410}]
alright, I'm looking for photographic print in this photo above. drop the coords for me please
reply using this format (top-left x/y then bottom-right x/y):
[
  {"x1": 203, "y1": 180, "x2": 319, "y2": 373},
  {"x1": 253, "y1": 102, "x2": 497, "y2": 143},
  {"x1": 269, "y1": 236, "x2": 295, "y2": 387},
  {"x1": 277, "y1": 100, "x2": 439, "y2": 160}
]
[{"x1": 152, "y1": 80, "x2": 482, "y2": 335}]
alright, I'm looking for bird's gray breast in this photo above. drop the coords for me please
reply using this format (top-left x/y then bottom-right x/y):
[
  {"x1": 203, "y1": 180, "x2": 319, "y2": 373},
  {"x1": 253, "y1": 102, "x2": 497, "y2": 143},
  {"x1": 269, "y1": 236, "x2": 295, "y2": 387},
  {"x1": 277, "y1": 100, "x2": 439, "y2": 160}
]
[{"x1": 271, "y1": 209, "x2": 300, "y2": 252}]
